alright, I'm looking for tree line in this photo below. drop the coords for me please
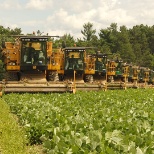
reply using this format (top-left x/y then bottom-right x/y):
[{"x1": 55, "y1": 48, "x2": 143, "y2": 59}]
[{"x1": 0, "y1": 23, "x2": 154, "y2": 69}]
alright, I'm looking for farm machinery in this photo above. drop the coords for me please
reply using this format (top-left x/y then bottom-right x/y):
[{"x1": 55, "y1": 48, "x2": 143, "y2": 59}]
[
  {"x1": 0, "y1": 35, "x2": 154, "y2": 95},
  {"x1": 0, "y1": 35, "x2": 70, "y2": 94},
  {"x1": 0, "y1": 35, "x2": 105, "y2": 94}
]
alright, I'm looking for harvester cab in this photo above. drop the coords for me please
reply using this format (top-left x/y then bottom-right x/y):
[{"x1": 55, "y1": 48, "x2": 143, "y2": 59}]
[
  {"x1": 149, "y1": 70, "x2": 154, "y2": 84},
  {"x1": 20, "y1": 37, "x2": 47, "y2": 71},
  {"x1": 94, "y1": 52, "x2": 107, "y2": 76},
  {"x1": 63, "y1": 47, "x2": 85, "y2": 82},
  {"x1": 114, "y1": 59, "x2": 123, "y2": 81},
  {"x1": 114, "y1": 58, "x2": 129, "y2": 82},
  {"x1": 90, "y1": 52, "x2": 109, "y2": 82},
  {"x1": 138, "y1": 67, "x2": 150, "y2": 83},
  {"x1": 128, "y1": 65, "x2": 140, "y2": 83}
]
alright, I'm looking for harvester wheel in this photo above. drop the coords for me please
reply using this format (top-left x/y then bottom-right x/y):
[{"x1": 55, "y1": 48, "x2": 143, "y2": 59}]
[
  {"x1": 3, "y1": 72, "x2": 18, "y2": 81},
  {"x1": 85, "y1": 75, "x2": 93, "y2": 83},
  {"x1": 108, "y1": 76, "x2": 114, "y2": 82},
  {"x1": 122, "y1": 77, "x2": 128, "y2": 83},
  {"x1": 48, "y1": 71, "x2": 59, "y2": 82}
]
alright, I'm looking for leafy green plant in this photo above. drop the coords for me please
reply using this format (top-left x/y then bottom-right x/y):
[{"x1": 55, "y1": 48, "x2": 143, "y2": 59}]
[{"x1": 2, "y1": 89, "x2": 154, "y2": 153}]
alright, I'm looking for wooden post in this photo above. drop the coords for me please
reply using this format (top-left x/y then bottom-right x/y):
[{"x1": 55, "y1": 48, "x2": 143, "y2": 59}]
[{"x1": 73, "y1": 70, "x2": 76, "y2": 94}]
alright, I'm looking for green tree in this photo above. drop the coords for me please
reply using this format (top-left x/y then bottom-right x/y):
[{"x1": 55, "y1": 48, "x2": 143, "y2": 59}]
[
  {"x1": 10, "y1": 27, "x2": 22, "y2": 35},
  {"x1": 81, "y1": 22, "x2": 96, "y2": 41},
  {"x1": 141, "y1": 51, "x2": 154, "y2": 69},
  {"x1": 129, "y1": 24, "x2": 151, "y2": 66},
  {"x1": 76, "y1": 38, "x2": 87, "y2": 47},
  {"x1": 53, "y1": 33, "x2": 75, "y2": 48},
  {"x1": 117, "y1": 25, "x2": 135, "y2": 63},
  {"x1": 77, "y1": 34, "x2": 99, "y2": 51},
  {"x1": 147, "y1": 25, "x2": 154, "y2": 54},
  {"x1": 99, "y1": 23, "x2": 118, "y2": 54},
  {"x1": 0, "y1": 26, "x2": 22, "y2": 45},
  {"x1": 99, "y1": 29, "x2": 112, "y2": 53}
]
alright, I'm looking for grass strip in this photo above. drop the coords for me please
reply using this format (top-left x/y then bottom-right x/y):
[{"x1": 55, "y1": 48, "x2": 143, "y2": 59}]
[{"x1": 0, "y1": 99, "x2": 27, "y2": 154}]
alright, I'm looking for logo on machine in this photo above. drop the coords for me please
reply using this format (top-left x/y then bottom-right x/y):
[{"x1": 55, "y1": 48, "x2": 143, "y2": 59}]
[{"x1": 33, "y1": 66, "x2": 36, "y2": 69}]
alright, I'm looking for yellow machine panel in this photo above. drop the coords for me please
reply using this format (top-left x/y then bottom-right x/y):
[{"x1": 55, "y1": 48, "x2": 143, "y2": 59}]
[
  {"x1": 47, "y1": 42, "x2": 53, "y2": 57},
  {"x1": 84, "y1": 55, "x2": 95, "y2": 75},
  {"x1": 2, "y1": 42, "x2": 20, "y2": 69},
  {"x1": 6, "y1": 65, "x2": 20, "y2": 71},
  {"x1": 107, "y1": 61, "x2": 116, "y2": 76},
  {"x1": 48, "y1": 48, "x2": 64, "y2": 71}
]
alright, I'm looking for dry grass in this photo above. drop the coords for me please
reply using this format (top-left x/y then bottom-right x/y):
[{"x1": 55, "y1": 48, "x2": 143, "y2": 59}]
[{"x1": 26, "y1": 145, "x2": 44, "y2": 154}]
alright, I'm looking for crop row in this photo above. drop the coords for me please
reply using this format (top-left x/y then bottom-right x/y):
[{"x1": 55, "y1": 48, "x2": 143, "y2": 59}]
[{"x1": 2, "y1": 89, "x2": 154, "y2": 154}]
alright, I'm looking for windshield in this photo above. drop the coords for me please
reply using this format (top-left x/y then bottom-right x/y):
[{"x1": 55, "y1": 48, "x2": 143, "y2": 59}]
[
  {"x1": 21, "y1": 41, "x2": 46, "y2": 65},
  {"x1": 65, "y1": 51, "x2": 84, "y2": 70}
]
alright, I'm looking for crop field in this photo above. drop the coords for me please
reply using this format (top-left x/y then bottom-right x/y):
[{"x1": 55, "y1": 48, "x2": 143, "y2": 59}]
[{"x1": 2, "y1": 89, "x2": 154, "y2": 154}]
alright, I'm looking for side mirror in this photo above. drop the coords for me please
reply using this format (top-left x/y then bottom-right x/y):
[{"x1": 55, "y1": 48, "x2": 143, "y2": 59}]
[{"x1": 62, "y1": 41, "x2": 66, "y2": 48}]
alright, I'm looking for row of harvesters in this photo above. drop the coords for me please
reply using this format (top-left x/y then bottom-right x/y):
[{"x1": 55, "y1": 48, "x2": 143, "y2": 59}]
[{"x1": 0, "y1": 35, "x2": 153, "y2": 94}]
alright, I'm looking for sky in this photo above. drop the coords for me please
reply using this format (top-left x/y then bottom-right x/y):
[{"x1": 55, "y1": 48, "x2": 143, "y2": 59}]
[{"x1": 0, "y1": 0, "x2": 154, "y2": 39}]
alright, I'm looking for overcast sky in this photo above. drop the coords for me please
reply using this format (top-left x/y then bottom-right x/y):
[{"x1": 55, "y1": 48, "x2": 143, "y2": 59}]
[{"x1": 0, "y1": 0, "x2": 154, "y2": 39}]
